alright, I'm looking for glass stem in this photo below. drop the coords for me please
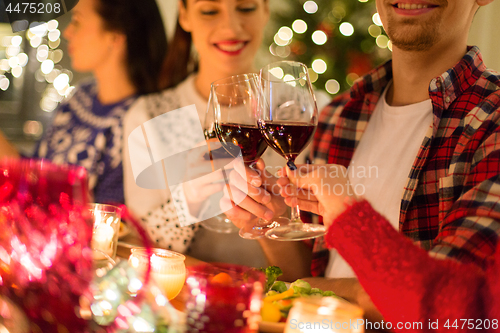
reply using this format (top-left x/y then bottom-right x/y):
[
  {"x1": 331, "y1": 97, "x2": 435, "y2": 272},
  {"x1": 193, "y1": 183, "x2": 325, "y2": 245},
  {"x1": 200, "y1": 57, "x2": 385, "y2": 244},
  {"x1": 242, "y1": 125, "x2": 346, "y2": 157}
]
[
  {"x1": 287, "y1": 158, "x2": 301, "y2": 223},
  {"x1": 290, "y1": 205, "x2": 302, "y2": 223}
]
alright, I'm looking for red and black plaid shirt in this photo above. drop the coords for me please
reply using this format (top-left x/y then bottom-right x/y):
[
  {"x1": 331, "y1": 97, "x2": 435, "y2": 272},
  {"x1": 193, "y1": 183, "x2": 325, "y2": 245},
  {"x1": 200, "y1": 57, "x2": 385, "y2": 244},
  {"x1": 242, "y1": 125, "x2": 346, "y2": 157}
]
[{"x1": 310, "y1": 46, "x2": 500, "y2": 276}]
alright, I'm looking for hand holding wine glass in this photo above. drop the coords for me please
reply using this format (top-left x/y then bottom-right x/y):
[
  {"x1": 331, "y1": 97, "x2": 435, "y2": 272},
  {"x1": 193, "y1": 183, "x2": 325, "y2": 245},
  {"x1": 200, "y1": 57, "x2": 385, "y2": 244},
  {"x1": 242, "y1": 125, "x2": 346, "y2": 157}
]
[
  {"x1": 212, "y1": 73, "x2": 289, "y2": 239},
  {"x1": 198, "y1": 88, "x2": 240, "y2": 234},
  {"x1": 277, "y1": 164, "x2": 355, "y2": 228},
  {"x1": 258, "y1": 61, "x2": 326, "y2": 241}
]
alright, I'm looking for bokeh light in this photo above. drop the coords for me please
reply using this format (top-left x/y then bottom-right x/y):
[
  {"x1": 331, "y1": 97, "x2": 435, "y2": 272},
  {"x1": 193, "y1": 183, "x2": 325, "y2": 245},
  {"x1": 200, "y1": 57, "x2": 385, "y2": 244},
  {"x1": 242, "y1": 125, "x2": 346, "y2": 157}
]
[
  {"x1": 325, "y1": 79, "x2": 341, "y2": 94},
  {"x1": 303, "y1": 1, "x2": 318, "y2": 14},
  {"x1": 11, "y1": 66, "x2": 23, "y2": 78},
  {"x1": 269, "y1": 67, "x2": 284, "y2": 79},
  {"x1": 372, "y1": 13, "x2": 383, "y2": 26},
  {"x1": 346, "y1": 73, "x2": 360, "y2": 86},
  {"x1": 376, "y1": 35, "x2": 389, "y2": 48},
  {"x1": 53, "y1": 73, "x2": 70, "y2": 90},
  {"x1": 339, "y1": 22, "x2": 354, "y2": 36},
  {"x1": 312, "y1": 59, "x2": 327, "y2": 74},
  {"x1": 41, "y1": 59, "x2": 54, "y2": 74},
  {"x1": 308, "y1": 68, "x2": 318, "y2": 83},
  {"x1": 278, "y1": 27, "x2": 293, "y2": 41},
  {"x1": 292, "y1": 20, "x2": 307, "y2": 34},
  {"x1": 368, "y1": 24, "x2": 382, "y2": 37},
  {"x1": 11, "y1": 36, "x2": 23, "y2": 47},
  {"x1": 312, "y1": 30, "x2": 327, "y2": 45}
]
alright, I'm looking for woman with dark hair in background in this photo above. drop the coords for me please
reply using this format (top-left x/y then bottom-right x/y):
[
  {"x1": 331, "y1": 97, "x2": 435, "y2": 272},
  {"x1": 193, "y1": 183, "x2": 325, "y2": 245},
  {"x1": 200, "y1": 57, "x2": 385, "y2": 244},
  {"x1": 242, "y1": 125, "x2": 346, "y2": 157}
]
[{"x1": 0, "y1": 0, "x2": 168, "y2": 204}]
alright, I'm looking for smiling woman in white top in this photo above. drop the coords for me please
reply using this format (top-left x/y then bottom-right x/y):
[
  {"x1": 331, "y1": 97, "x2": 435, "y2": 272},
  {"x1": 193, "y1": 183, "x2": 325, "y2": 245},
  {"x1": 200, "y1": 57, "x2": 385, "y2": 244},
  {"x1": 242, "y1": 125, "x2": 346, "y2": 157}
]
[{"x1": 123, "y1": 0, "x2": 272, "y2": 260}]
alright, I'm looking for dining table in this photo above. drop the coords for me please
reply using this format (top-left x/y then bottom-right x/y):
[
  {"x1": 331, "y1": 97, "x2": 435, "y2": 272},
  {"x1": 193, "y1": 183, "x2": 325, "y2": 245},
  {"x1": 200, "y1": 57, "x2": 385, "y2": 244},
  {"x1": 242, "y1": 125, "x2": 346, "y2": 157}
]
[{"x1": 116, "y1": 231, "x2": 385, "y2": 333}]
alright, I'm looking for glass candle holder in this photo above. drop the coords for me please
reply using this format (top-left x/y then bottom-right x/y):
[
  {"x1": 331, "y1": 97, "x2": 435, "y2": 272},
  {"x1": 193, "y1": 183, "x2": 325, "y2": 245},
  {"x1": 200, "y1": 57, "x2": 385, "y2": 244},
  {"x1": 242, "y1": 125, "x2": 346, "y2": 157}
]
[
  {"x1": 90, "y1": 203, "x2": 121, "y2": 262},
  {"x1": 184, "y1": 263, "x2": 265, "y2": 333},
  {"x1": 284, "y1": 297, "x2": 364, "y2": 333},
  {"x1": 128, "y1": 248, "x2": 186, "y2": 300}
]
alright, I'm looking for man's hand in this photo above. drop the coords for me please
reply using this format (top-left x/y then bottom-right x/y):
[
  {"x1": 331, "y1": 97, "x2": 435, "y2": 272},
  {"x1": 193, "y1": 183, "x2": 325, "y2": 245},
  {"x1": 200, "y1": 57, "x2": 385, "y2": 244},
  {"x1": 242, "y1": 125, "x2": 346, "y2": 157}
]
[
  {"x1": 221, "y1": 159, "x2": 287, "y2": 228},
  {"x1": 277, "y1": 164, "x2": 355, "y2": 227}
]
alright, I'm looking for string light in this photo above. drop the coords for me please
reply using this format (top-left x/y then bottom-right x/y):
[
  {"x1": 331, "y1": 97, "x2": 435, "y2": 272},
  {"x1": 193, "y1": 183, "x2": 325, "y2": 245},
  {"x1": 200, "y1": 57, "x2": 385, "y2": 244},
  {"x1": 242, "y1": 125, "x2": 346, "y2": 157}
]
[
  {"x1": 368, "y1": 24, "x2": 382, "y2": 37},
  {"x1": 372, "y1": 13, "x2": 383, "y2": 26},
  {"x1": 346, "y1": 73, "x2": 360, "y2": 86},
  {"x1": 0, "y1": 75, "x2": 9, "y2": 91},
  {"x1": 41, "y1": 59, "x2": 55, "y2": 74},
  {"x1": 17, "y1": 53, "x2": 28, "y2": 67},
  {"x1": 312, "y1": 30, "x2": 327, "y2": 45},
  {"x1": 53, "y1": 73, "x2": 70, "y2": 91},
  {"x1": 325, "y1": 79, "x2": 341, "y2": 94},
  {"x1": 11, "y1": 66, "x2": 23, "y2": 78},
  {"x1": 47, "y1": 20, "x2": 58, "y2": 31},
  {"x1": 339, "y1": 22, "x2": 354, "y2": 36},
  {"x1": 274, "y1": 33, "x2": 289, "y2": 46},
  {"x1": 1, "y1": 20, "x2": 73, "y2": 116},
  {"x1": 376, "y1": 35, "x2": 389, "y2": 48},
  {"x1": 269, "y1": 67, "x2": 284, "y2": 79},
  {"x1": 11, "y1": 36, "x2": 23, "y2": 47},
  {"x1": 48, "y1": 30, "x2": 61, "y2": 42},
  {"x1": 278, "y1": 27, "x2": 293, "y2": 41},
  {"x1": 312, "y1": 59, "x2": 327, "y2": 74},
  {"x1": 308, "y1": 68, "x2": 318, "y2": 83},
  {"x1": 303, "y1": 1, "x2": 318, "y2": 14},
  {"x1": 292, "y1": 19, "x2": 307, "y2": 34}
]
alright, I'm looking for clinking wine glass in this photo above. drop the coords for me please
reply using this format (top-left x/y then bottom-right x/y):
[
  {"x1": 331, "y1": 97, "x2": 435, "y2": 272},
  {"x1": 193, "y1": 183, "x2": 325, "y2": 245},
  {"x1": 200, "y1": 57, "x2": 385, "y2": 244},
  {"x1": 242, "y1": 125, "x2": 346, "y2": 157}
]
[
  {"x1": 258, "y1": 61, "x2": 327, "y2": 241},
  {"x1": 212, "y1": 73, "x2": 288, "y2": 239},
  {"x1": 202, "y1": 85, "x2": 240, "y2": 234}
]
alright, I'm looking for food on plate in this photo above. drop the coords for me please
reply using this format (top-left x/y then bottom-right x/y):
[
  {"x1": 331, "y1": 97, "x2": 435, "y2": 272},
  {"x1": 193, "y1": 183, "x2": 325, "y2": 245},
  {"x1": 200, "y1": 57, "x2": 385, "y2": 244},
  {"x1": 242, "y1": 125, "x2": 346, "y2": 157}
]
[
  {"x1": 210, "y1": 272, "x2": 233, "y2": 285},
  {"x1": 259, "y1": 266, "x2": 339, "y2": 323},
  {"x1": 259, "y1": 265, "x2": 283, "y2": 292}
]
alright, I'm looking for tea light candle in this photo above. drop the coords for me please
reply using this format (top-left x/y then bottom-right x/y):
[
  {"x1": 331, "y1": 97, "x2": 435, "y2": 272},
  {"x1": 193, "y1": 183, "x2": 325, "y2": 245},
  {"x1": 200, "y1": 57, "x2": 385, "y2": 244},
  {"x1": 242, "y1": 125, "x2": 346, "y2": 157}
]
[
  {"x1": 90, "y1": 204, "x2": 120, "y2": 260},
  {"x1": 92, "y1": 221, "x2": 115, "y2": 257},
  {"x1": 129, "y1": 248, "x2": 186, "y2": 300},
  {"x1": 149, "y1": 253, "x2": 187, "y2": 300},
  {"x1": 284, "y1": 297, "x2": 364, "y2": 333}
]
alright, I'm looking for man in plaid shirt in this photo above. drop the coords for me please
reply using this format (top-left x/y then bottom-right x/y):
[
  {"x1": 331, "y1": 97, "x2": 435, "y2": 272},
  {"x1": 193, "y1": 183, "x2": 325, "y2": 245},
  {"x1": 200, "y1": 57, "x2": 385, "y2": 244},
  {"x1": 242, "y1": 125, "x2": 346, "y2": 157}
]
[
  {"x1": 224, "y1": 0, "x2": 499, "y2": 313},
  {"x1": 308, "y1": 44, "x2": 500, "y2": 277}
]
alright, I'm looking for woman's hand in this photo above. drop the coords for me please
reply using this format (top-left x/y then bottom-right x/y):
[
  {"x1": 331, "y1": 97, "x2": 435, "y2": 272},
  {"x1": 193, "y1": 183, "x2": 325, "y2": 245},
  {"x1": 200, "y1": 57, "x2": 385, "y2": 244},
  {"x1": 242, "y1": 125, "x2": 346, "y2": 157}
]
[
  {"x1": 182, "y1": 143, "x2": 234, "y2": 217},
  {"x1": 276, "y1": 164, "x2": 356, "y2": 227},
  {"x1": 220, "y1": 159, "x2": 287, "y2": 228}
]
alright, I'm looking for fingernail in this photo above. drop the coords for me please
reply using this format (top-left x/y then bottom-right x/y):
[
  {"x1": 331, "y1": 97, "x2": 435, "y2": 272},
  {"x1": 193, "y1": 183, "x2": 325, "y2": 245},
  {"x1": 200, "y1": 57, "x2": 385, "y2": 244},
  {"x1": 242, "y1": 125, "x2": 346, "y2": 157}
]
[
  {"x1": 251, "y1": 178, "x2": 261, "y2": 187},
  {"x1": 264, "y1": 210, "x2": 274, "y2": 221}
]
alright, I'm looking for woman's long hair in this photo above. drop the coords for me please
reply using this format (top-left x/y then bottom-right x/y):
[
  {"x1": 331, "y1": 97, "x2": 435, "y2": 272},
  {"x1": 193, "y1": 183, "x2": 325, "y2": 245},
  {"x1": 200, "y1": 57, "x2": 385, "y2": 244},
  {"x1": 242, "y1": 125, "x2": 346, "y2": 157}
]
[
  {"x1": 95, "y1": 0, "x2": 168, "y2": 94},
  {"x1": 158, "y1": 0, "x2": 196, "y2": 90}
]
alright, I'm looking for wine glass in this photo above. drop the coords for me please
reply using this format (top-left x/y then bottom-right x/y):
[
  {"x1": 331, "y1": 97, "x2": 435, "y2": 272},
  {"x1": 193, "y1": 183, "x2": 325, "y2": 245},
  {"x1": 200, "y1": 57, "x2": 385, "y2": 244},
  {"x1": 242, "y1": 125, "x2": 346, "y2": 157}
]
[
  {"x1": 212, "y1": 73, "x2": 288, "y2": 239},
  {"x1": 202, "y1": 87, "x2": 240, "y2": 234},
  {"x1": 258, "y1": 61, "x2": 327, "y2": 241}
]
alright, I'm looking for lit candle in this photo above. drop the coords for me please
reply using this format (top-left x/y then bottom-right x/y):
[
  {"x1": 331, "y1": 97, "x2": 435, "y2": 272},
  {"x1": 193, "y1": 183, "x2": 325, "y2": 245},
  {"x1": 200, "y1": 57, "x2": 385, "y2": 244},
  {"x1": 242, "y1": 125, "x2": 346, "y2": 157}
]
[
  {"x1": 90, "y1": 204, "x2": 120, "y2": 260},
  {"x1": 129, "y1": 248, "x2": 186, "y2": 300},
  {"x1": 284, "y1": 297, "x2": 364, "y2": 333},
  {"x1": 91, "y1": 222, "x2": 115, "y2": 258}
]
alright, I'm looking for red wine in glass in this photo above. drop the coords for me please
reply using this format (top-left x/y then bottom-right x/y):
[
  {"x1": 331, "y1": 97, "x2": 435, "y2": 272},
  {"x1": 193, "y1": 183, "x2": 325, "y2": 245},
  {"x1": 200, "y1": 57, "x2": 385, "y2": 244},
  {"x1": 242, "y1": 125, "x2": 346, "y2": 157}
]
[
  {"x1": 258, "y1": 60, "x2": 326, "y2": 241},
  {"x1": 215, "y1": 123, "x2": 267, "y2": 166},
  {"x1": 257, "y1": 121, "x2": 315, "y2": 164},
  {"x1": 211, "y1": 73, "x2": 288, "y2": 239}
]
